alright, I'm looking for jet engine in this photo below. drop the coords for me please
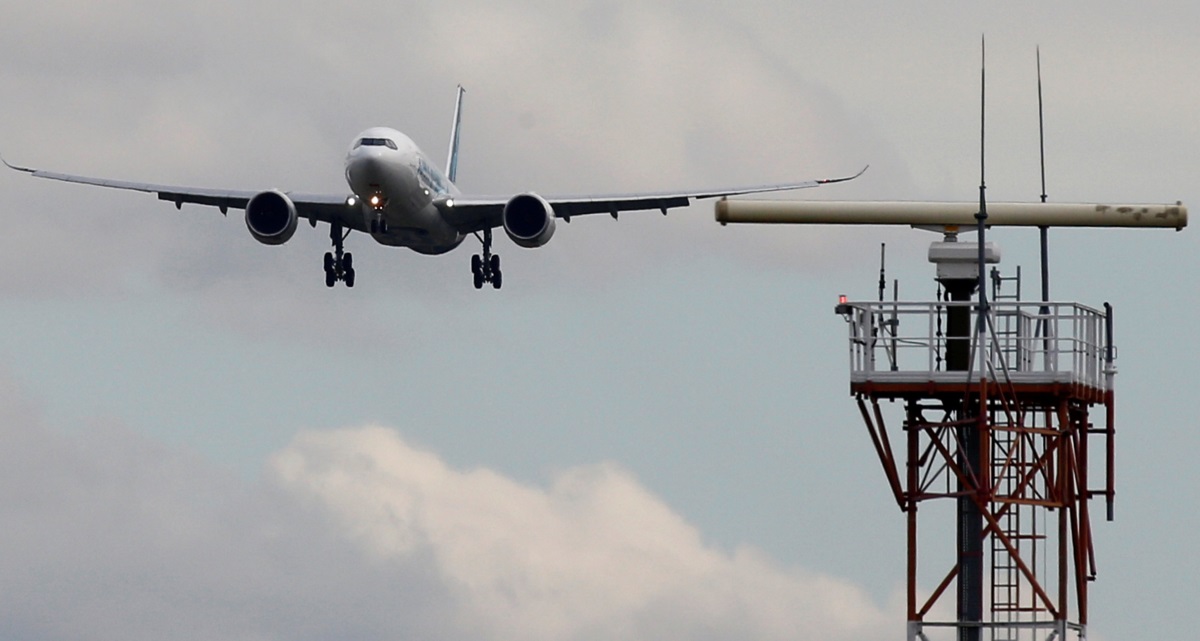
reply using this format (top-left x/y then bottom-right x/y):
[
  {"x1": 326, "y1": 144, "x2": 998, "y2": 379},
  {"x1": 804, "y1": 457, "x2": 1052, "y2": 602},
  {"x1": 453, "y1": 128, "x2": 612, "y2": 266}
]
[
  {"x1": 245, "y1": 190, "x2": 299, "y2": 245},
  {"x1": 502, "y1": 193, "x2": 557, "y2": 248}
]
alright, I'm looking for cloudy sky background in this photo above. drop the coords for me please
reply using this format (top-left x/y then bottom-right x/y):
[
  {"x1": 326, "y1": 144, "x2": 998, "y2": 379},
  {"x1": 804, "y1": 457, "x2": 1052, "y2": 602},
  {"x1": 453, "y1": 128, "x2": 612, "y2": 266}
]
[{"x1": 0, "y1": 2, "x2": 1196, "y2": 639}]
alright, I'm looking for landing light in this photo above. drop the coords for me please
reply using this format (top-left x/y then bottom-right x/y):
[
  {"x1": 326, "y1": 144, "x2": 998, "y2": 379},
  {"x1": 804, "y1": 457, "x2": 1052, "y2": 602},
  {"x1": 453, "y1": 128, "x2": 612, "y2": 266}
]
[
  {"x1": 347, "y1": 196, "x2": 358, "y2": 207},
  {"x1": 370, "y1": 195, "x2": 382, "y2": 207}
]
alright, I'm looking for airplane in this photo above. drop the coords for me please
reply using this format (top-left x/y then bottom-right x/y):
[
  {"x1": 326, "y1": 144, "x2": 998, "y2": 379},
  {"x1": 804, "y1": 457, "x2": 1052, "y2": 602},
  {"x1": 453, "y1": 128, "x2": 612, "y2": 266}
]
[{"x1": 2, "y1": 87, "x2": 866, "y2": 289}]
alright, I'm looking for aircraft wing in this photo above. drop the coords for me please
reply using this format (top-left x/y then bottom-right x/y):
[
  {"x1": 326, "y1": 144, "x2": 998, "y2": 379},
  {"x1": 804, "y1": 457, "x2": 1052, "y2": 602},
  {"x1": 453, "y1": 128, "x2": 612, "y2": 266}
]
[
  {"x1": 437, "y1": 166, "x2": 868, "y2": 234},
  {"x1": 6, "y1": 153, "x2": 865, "y2": 236},
  {"x1": 2, "y1": 156, "x2": 363, "y2": 230}
]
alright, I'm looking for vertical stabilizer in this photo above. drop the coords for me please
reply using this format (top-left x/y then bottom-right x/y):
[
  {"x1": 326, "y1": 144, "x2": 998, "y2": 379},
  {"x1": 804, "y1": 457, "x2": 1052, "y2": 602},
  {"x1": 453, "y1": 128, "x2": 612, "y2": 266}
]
[{"x1": 446, "y1": 85, "x2": 465, "y2": 184}]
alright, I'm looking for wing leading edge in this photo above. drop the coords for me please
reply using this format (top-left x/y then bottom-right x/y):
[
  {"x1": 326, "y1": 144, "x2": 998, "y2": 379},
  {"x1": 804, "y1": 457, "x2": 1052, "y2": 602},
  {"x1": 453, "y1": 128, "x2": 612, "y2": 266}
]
[
  {"x1": 2, "y1": 154, "x2": 361, "y2": 230},
  {"x1": 437, "y1": 165, "x2": 869, "y2": 234}
]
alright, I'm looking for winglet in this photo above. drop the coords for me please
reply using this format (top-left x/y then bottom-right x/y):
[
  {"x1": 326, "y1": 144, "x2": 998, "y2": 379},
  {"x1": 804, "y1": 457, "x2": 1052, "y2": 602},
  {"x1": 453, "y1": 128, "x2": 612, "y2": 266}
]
[
  {"x1": 818, "y1": 164, "x2": 869, "y2": 185},
  {"x1": 445, "y1": 85, "x2": 466, "y2": 184},
  {"x1": 0, "y1": 152, "x2": 35, "y2": 174}
]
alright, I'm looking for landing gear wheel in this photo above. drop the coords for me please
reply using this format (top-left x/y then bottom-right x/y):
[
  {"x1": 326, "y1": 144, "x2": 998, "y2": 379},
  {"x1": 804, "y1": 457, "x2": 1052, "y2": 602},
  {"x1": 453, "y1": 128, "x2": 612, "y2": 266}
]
[
  {"x1": 324, "y1": 222, "x2": 356, "y2": 288},
  {"x1": 471, "y1": 253, "x2": 485, "y2": 288},
  {"x1": 489, "y1": 254, "x2": 502, "y2": 289},
  {"x1": 471, "y1": 228, "x2": 504, "y2": 290}
]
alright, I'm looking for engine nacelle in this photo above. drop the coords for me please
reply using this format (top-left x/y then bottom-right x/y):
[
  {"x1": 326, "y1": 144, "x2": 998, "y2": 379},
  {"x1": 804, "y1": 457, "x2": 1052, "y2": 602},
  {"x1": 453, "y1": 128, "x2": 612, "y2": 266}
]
[
  {"x1": 502, "y1": 193, "x2": 557, "y2": 248},
  {"x1": 245, "y1": 190, "x2": 298, "y2": 245}
]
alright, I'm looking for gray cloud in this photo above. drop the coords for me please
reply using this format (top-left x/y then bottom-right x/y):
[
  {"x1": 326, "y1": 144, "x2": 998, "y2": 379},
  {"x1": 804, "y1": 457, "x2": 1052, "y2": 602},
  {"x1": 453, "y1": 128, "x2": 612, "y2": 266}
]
[
  {"x1": 0, "y1": 0, "x2": 901, "y2": 360},
  {"x1": 0, "y1": 370, "x2": 900, "y2": 640},
  {"x1": 0, "y1": 374, "x2": 462, "y2": 641},
  {"x1": 0, "y1": 0, "x2": 887, "y2": 311}
]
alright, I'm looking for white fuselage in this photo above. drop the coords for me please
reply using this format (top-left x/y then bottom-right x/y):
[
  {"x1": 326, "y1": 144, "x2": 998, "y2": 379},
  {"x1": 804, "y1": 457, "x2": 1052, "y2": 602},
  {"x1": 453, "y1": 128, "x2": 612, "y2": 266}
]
[{"x1": 343, "y1": 127, "x2": 464, "y2": 254}]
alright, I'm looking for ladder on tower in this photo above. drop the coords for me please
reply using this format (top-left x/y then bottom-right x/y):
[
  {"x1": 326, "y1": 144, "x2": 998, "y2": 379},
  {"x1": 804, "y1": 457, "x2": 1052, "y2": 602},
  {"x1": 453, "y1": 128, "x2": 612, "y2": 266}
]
[
  {"x1": 990, "y1": 265, "x2": 1022, "y2": 303},
  {"x1": 990, "y1": 416, "x2": 1048, "y2": 640},
  {"x1": 989, "y1": 267, "x2": 1029, "y2": 372}
]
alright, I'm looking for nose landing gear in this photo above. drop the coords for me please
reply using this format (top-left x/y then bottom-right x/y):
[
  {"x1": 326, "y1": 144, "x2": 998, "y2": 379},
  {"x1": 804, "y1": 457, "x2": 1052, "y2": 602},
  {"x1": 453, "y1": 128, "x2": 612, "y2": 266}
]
[{"x1": 369, "y1": 215, "x2": 388, "y2": 235}]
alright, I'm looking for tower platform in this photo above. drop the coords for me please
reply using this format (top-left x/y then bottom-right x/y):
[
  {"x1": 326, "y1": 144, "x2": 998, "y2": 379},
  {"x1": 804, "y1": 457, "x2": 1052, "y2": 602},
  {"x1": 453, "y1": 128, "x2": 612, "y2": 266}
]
[{"x1": 840, "y1": 300, "x2": 1111, "y2": 403}]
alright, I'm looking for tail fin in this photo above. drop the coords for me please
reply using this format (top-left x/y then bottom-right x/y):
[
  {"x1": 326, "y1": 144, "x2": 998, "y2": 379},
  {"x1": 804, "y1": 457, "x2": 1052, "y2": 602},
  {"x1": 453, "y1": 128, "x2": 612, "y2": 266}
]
[{"x1": 445, "y1": 85, "x2": 465, "y2": 183}]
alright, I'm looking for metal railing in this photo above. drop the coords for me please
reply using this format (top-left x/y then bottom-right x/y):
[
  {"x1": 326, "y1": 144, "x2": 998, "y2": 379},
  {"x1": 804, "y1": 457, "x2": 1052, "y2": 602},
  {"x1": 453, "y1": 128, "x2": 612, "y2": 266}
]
[{"x1": 839, "y1": 301, "x2": 1113, "y2": 390}]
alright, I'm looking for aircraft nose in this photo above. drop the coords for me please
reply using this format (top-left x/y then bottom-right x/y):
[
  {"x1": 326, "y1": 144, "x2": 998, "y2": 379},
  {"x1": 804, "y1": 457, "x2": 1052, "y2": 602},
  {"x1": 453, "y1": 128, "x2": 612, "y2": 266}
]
[{"x1": 349, "y1": 152, "x2": 388, "y2": 186}]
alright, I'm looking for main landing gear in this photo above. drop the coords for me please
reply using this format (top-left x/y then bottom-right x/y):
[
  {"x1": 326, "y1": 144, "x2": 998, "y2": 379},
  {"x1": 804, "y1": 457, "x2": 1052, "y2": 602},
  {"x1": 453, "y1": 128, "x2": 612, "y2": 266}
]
[
  {"x1": 324, "y1": 222, "x2": 355, "y2": 287},
  {"x1": 472, "y1": 228, "x2": 502, "y2": 290}
]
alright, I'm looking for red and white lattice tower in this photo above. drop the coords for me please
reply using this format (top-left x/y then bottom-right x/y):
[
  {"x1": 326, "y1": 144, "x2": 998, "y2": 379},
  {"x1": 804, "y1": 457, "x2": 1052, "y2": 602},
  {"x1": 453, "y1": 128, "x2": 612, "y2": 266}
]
[{"x1": 835, "y1": 238, "x2": 1114, "y2": 641}]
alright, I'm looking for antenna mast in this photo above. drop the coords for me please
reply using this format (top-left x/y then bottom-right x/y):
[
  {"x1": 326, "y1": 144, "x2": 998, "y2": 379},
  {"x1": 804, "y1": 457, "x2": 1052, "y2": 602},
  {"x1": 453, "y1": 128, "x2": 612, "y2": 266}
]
[
  {"x1": 1038, "y1": 47, "x2": 1051, "y2": 305},
  {"x1": 976, "y1": 36, "x2": 989, "y2": 333},
  {"x1": 955, "y1": 36, "x2": 989, "y2": 641}
]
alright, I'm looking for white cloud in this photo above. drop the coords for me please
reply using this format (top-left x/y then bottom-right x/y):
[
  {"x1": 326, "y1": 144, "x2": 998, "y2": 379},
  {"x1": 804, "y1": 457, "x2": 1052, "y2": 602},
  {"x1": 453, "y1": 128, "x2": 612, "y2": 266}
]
[{"x1": 272, "y1": 425, "x2": 901, "y2": 641}]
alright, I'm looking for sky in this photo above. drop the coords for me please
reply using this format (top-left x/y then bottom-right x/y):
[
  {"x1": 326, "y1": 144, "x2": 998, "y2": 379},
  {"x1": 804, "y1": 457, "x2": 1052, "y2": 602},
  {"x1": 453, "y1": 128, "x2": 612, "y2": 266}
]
[{"x1": 0, "y1": 2, "x2": 1197, "y2": 640}]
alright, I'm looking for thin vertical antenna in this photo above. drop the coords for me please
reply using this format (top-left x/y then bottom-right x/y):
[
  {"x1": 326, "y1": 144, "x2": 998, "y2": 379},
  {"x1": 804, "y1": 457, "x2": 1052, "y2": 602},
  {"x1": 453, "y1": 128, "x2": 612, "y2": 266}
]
[
  {"x1": 961, "y1": 37, "x2": 988, "y2": 640},
  {"x1": 980, "y1": 39, "x2": 987, "y2": 202},
  {"x1": 976, "y1": 36, "x2": 989, "y2": 342},
  {"x1": 1038, "y1": 47, "x2": 1048, "y2": 205},
  {"x1": 890, "y1": 277, "x2": 900, "y2": 372},
  {"x1": 878, "y1": 243, "x2": 887, "y2": 303},
  {"x1": 879, "y1": 242, "x2": 899, "y2": 371},
  {"x1": 1037, "y1": 47, "x2": 1051, "y2": 305}
]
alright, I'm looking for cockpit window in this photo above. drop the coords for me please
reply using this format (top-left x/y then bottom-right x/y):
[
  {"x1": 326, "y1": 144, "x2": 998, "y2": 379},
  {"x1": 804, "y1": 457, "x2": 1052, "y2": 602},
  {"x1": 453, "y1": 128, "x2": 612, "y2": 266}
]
[{"x1": 354, "y1": 137, "x2": 399, "y2": 150}]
